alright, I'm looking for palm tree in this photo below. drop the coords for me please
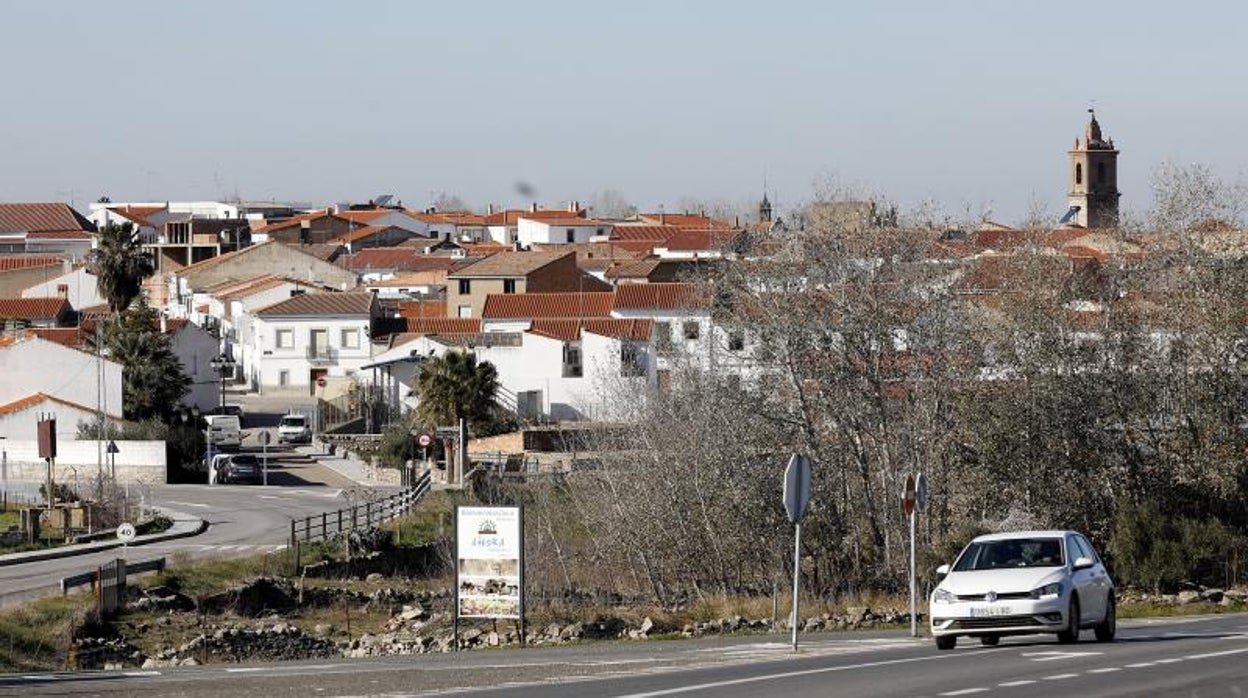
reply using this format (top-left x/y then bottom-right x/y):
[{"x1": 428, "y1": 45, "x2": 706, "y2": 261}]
[
  {"x1": 86, "y1": 222, "x2": 155, "y2": 313},
  {"x1": 414, "y1": 350, "x2": 501, "y2": 431}
]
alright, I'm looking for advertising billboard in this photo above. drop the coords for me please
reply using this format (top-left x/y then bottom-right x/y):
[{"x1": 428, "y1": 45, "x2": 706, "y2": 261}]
[{"x1": 455, "y1": 506, "x2": 523, "y2": 620}]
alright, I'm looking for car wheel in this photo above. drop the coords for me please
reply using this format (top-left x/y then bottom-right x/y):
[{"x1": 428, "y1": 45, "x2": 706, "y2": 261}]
[
  {"x1": 1094, "y1": 596, "x2": 1116, "y2": 642},
  {"x1": 979, "y1": 635, "x2": 1000, "y2": 647},
  {"x1": 1057, "y1": 595, "x2": 1081, "y2": 644},
  {"x1": 935, "y1": 635, "x2": 957, "y2": 651}
]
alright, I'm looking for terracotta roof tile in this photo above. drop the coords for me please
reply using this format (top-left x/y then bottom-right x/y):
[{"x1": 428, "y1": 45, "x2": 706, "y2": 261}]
[
  {"x1": 484, "y1": 209, "x2": 586, "y2": 226},
  {"x1": 612, "y1": 282, "x2": 707, "y2": 311},
  {"x1": 482, "y1": 292, "x2": 615, "y2": 320},
  {"x1": 0, "y1": 203, "x2": 95, "y2": 233},
  {"x1": 27, "y1": 230, "x2": 94, "y2": 240},
  {"x1": 254, "y1": 291, "x2": 375, "y2": 318},
  {"x1": 0, "y1": 297, "x2": 71, "y2": 320},
  {"x1": 637, "y1": 213, "x2": 735, "y2": 231},
  {"x1": 611, "y1": 225, "x2": 682, "y2": 242},
  {"x1": 397, "y1": 300, "x2": 448, "y2": 318},
  {"x1": 107, "y1": 206, "x2": 165, "y2": 226},
  {"x1": 0, "y1": 255, "x2": 65, "y2": 272},
  {"x1": 403, "y1": 318, "x2": 481, "y2": 334},
  {"x1": 529, "y1": 318, "x2": 654, "y2": 342},
  {"x1": 340, "y1": 248, "x2": 466, "y2": 272},
  {"x1": 0, "y1": 392, "x2": 123, "y2": 419},
  {"x1": 449, "y1": 250, "x2": 572, "y2": 278},
  {"x1": 28, "y1": 327, "x2": 88, "y2": 348}
]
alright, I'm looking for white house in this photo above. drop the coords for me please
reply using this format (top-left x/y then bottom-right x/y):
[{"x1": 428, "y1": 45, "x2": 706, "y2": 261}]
[
  {"x1": 250, "y1": 292, "x2": 380, "y2": 394},
  {"x1": 0, "y1": 334, "x2": 124, "y2": 440},
  {"x1": 516, "y1": 217, "x2": 612, "y2": 247},
  {"x1": 21, "y1": 267, "x2": 106, "y2": 309}
]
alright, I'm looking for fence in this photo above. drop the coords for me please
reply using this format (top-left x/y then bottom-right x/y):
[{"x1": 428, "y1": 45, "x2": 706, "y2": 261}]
[
  {"x1": 289, "y1": 470, "x2": 431, "y2": 572},
  {"x1": 60, "y1": 556, "x2": 166, "y2": 618}
]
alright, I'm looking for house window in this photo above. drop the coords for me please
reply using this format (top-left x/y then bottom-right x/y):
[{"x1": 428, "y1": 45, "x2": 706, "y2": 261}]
[
  {"x1": 563, "y1": 344, "x2": 583, "y2": 378},
  {"x1": 278, "y1": 370, "x2": 290, "y2": 386},
  {"x1": 457, "y1": 305, "x2": 473, "y2": 318},
  {"x1": 620, "y1": 341, "x2": 645, "y2": 377},
  {"x1": 728, "y1": 330, "x2": 745, "y2": 352},
  {"x1": 341, "y1": 328, "x2": 360, "y2": 349},
  {"x1": 683, "y1": 321, "x2": 700, "y2": 340},
  {"x1": 503, "y1": 279, "x2": 516, "y2": 294},
  {"x1": 596, "y1": 228, "x2": 604, "y2": 236},
  {"x1": 654, "y1": 321, "x2": 672, "y2": 352},
  {"x1": 275, "y1": 328, "x2": 294, "y2": 349},
  {"x1": 566, "y1": 229, "x2": 575, "y2": 243},
  {"x1": 458, "y1": 279, "x2": 471, "y2": 294},
  {"x1": 1075, "y1": 163, "x2": 1082, "y2": 185}
]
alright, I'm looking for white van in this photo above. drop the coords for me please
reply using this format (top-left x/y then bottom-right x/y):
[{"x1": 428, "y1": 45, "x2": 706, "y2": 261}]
[{"x1": 205, "y1": 414, "x2": 242, "y2": 451}]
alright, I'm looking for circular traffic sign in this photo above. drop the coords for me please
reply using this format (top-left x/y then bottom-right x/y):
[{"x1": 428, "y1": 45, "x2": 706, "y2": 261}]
[
  {"x1": 416, "y1": 432, "x2": 433, "y2": 448},
  {"x1": 257, "y1": 430, "x2": 271, "y2": 446},
  {"x1": 116, "y1": 523, "x2": 137, "y2": 543},
  {"x1": 316, "y1": 377, "x2": 327, "y2": 388},
  {"x1": 902, "y1": 474, "x2": 916, "y2": 516}
]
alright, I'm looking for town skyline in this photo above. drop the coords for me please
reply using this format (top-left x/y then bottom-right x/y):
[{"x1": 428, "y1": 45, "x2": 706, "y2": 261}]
[{"x1": 3, "y1": 2, "x2": 1245, "y2": 224}]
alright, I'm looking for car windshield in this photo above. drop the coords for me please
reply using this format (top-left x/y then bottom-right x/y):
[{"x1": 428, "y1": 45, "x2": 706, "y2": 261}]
[
  {"x1": 952, "y1": 538, "x2": 1064, "y2": 571},
  {"x1": 230, "y1": 455, "x2": 258, "y2": 466},
  {"x1": 281, "y1": 416, "x2": 305, "y2": 427}
]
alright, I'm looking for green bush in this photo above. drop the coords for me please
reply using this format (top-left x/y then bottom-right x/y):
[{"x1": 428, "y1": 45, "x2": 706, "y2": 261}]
[{"x1": 1108, "y1": 502, "x2": 1247, "y2": 593}]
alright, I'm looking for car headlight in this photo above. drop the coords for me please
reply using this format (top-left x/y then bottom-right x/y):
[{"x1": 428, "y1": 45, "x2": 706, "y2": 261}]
[
  {"x1": 1030, "y1": 582, "x2": 1063, "y2": 600},
  {"x1": 932, "y1": 588, "x2": 956, "y2": 604}
]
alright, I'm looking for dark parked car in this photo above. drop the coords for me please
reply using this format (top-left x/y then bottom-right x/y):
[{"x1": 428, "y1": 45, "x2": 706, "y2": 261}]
[{"x1": 222, "y1": 453, "x2": 262, "y2": 484}]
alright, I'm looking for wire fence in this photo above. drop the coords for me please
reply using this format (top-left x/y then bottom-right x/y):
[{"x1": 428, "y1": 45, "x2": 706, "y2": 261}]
[{"x1": 289, "y1": 471, "x2": 431, "y2": 572}]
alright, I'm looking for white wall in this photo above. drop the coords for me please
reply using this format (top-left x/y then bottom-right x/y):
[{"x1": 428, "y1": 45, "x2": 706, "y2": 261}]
[
  {"x1": 21, "y1": 267, "x2": 105, "y2": 309},
  {"x1": 251, "y1": 315, "x2": 375, "y2": 392},
  {"x1": 516, "y1": 219, "x2": 609, "y2": 246},
  {"x1": 1, "y1": 439, "x2": 167, "y2": 489},
  {"x1": 0, "y1": 337, "x2": 124, "y2": 420}
]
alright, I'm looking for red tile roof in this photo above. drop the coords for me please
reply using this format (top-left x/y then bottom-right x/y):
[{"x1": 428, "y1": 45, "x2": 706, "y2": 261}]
[
  {"x1": 254, "y1": 292, "x2": 375, "y2": 317},
  {"x1": 0, "y1": 297, "x2": 71, "y2": 320},
  {"x1": 397, "y1": 300, "x2": 448, "y2": 318},
  {"x1": 484, "y1": 209, "x2": 587, "y2": 226},
  {"x1": 449, "y1": 250, "x2": 572, "y2": 278},
  {"x1": 611, "y1": 225, "x2": 682, "y2": 242},
  {"x1": 0, "y1": 203, "x2": 95, "y2": 233},
  {"x1": 107, "y1": 205, "x2": 165, "y2": 227},
  {"x1": 529, "y1": 318, "x2": 654, "y2": 342},
  {"x1": 27, "y1": 327, "x2": 87, "y2": 348},
  {"x1": 482, "y1": 292, "x2": 615, "y2": 320},
  {"x1": 26, "y1": 230, "x2": 94, "y2": 240},
  {"x1": 0, "y1": 255, "x2": 65, "y2": 272},
  {"x1": 340, "y1": 248, "x2": 470, "y2": 273},
  {"x1": 403, "y1": 318, "x2": 482, "y2": 334},
  {"x1": 638, "y1": 213, "x2": 735, "y2": 231},
  {"x1": 612, "y1": 282, "x2": 707, "y2": 311},
  {"x1": 0, "y1": 392, "x2": 122, "y2": 419}
]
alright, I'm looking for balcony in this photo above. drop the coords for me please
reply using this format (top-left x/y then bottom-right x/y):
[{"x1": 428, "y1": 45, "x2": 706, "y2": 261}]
[{"x1": 306, "y1": 346, "x2": 338, "y2": 365}]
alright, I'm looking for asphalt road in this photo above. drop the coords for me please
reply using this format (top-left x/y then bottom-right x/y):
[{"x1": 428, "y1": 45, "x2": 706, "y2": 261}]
[
  {"x1": 2, "y1": 613, "x2": 1245, "y2": 697},
  {"x1": 0, "y1": 441, "x2": 378, "y2": 606}
]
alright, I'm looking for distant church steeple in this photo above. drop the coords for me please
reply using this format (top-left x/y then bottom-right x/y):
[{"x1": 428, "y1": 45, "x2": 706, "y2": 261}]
[
  {"x1": 759, "y1": 191, "x2": 773, "y2": 223},
  {"x1": 1067, "y1": 109, "x2": 1120, "y2": 228}
]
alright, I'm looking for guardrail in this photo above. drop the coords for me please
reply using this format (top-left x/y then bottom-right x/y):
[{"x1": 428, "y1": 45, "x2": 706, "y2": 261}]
[
  {"x1": 289, "y1": 470, "x2": 431, "y2": 572},
  {"x1": 60, "y1": 557, "x2": 166, "y2": 595}
]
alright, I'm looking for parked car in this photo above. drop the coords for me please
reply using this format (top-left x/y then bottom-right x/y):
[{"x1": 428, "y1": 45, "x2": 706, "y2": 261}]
[
  {"x1": 222, "y1": 453, "x2": 262, "y2": 484},
  {"x1": 210, "y1": 403, "x2": 246, "y2": 426},
  {"x1": 929, "y1": 530, "x2": 1115, "y2": 649},
  {"x1": 278, "y1": 413, "x2": 312, "y2": 444},
  {"x1": 205, "y1": 415, "x2": 241, "y2": 451}
]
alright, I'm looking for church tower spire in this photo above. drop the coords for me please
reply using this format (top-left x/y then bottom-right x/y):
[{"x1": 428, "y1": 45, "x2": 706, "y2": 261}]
[{"x1": 1067, "y1": 109, "x2": 1120, "y2": 228}]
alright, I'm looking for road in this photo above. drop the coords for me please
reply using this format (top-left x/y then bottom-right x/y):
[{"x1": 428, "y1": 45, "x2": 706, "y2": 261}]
[
  {"x1": 1, "y1": 613, "x2": 1245, "y2": 696},
  {"x1": 0, "y1": 438, "x2": 385, "y2": 606}
]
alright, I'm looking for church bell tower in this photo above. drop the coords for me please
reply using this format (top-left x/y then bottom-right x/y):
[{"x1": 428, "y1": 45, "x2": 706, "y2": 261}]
[{"x1": 1067, "y1": 110, "x2": 1120, "y2": 228}]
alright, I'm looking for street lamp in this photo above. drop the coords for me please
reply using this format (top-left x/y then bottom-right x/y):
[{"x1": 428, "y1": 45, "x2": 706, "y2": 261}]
[{"x1": 209, "y1": 354, "x2": 236, "y2": 410}]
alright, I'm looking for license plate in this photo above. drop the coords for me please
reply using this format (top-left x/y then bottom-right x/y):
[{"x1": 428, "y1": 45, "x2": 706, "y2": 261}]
[{"x1": 969, "y1": 605, "x2": 1012, "y2": 617}]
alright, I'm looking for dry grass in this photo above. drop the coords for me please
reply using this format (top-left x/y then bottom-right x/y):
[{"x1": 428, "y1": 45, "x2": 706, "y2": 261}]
[{"x1": 0, "y1": 593, "x2": 92, "y2": 672}]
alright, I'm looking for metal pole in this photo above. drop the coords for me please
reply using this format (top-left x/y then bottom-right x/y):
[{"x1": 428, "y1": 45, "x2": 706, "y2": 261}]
[
  {"x1": 791, "y1": 521, "x2": 801, "y2": 652},
  {"x1": 262, "y1": 438, "x2": 268, "y2": 486},
  {"x1": 910, "y1": 509, "x2": 918, "y2": 638}
]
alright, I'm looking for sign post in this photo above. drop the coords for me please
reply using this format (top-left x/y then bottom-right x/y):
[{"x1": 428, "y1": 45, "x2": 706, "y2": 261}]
[
  {"x1": 783, "y1": 453, "x2": 812, "y2": 652},
  {"x1": 257, "y1": 430, "x2": 271, "y2": 486},
  {"x1": 116, "y1": 522, "x2": 136, "y2": 562},
  {"x1": 903, "y1": 473, "x2": 920, "y2": 638}
]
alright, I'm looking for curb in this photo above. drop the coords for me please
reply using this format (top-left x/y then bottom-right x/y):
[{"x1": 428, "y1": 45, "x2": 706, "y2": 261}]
[{"x1": 0, "y1": 508, "x2": 208, "y2": 568}]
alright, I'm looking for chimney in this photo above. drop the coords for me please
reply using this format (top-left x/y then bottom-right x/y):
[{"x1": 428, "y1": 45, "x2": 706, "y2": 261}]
[
  {"x1": 568, "y1": 200, "x2": 577, "y2": 213},
  {"x1": 530, "y1": 202, "x2": 538, "y2": 213},
  {"x1": 487, "y1": 203, "x2": 495, "y2": 215}
]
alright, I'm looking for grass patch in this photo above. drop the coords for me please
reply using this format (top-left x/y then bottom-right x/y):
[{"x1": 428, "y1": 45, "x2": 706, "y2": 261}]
[
  {"x1": 1119, "y1": 600, "x2": 1246, "y2": 619},
  {"x1": 386, "y1": 491, "x2": 465, "y2": 547},
  {"x1": 0, "y1": 594, "x2": 92, "y2": 672}
]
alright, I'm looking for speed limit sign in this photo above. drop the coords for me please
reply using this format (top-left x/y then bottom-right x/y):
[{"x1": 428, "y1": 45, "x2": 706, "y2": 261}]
[{"x1": 416, "y1": 432, "x2": 433, "y2": 448}]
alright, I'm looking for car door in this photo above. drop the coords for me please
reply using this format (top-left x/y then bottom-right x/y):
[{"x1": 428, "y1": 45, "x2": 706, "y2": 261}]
[
  {"x1": 1076, "y1": 534, "x2": 1112, "y2": 618},
  {"x1": 1068, "y1": 535, "x2": 1102, "y2": 623}
]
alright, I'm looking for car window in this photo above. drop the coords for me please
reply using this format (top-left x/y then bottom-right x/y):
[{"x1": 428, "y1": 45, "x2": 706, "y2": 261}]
[
  {"x1": 952, "y1": 538, "x2": 1065, "y2": 571},
  {"x1": 230, "y1": 454, "x2": 258, "y2": 466},
  {"x1": 281, "y1": 416, "x2": 306, "y2": 427},
  {"x1": 1071, "y1": 535, "x2": 1097, "y2": 563}
]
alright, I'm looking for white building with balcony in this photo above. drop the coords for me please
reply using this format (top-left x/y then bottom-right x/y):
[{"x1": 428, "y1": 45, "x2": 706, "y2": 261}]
[{"x1": 249, "y1": 292, "x2": 379, "y2": 395}]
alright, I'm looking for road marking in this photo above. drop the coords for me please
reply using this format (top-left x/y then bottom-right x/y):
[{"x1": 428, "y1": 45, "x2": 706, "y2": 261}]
[
  {"x1": 166, "y1": 500, "x2": 211, "y2": 508},
  {"x1": 122, "y1": 671, "x2": 161, "y2": 677},
  {"x1": 1184, "y1": 647, "x2": 1248, "y2": 661},
  {"x1": 1125, "y1": 662, "x2": 1157, "y2": 668},
  {"x1": 226, "y1": 668, "x2": 265, "y2": 673},
  {"x1": 940, "y1": 689, "x2": 988, "y2": 696},
  {"x1": 258, "y1": 495, "x2": 283, "y2": 500},
  {"x1": 1020, "y1": 650, "x2": 1102, "y2": 662},
  {"x1": 1154, "y1": 658, "x2": 1184, "y2": 664},
  {"x1": 610, "y1": 650, "x2": 978, "y2": 697},
  {"x1": 998, "y1": 680, "x2": 1036, "y2": 686},
  {"x1": 1043, "y1": 673, "x2": 1080, "y2": 680},
  {"x1": 1087, "y1": 667, "x2": 1121, "y2": 674}
]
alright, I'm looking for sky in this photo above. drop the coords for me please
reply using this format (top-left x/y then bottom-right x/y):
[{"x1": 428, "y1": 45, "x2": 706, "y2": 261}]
[{"x1": 1, "y1": 1, "x2": 1244, "y2": 225}]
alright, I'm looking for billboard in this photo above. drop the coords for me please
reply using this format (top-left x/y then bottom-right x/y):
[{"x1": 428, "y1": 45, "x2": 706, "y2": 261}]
[{"x1": 455, "y1": 506, "x2": 523, "y2": 620}]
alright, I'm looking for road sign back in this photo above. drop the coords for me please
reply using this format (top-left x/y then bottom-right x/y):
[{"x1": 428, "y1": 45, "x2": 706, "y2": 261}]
[
  {"x1": 915, "y1": 473, "x2": 928, "y2": 513},
  {"x1": 902, "y1": 474, "x2": 916, "y2": 516},
  {"x1": 783, "y1": 454, "x2": 812, "y2": 524}
]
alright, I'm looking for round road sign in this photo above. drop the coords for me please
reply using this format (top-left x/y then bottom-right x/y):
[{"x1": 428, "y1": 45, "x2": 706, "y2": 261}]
[
  {"x1": 116, "y1": 523, "x2": 137, "y2": 543},
  {"x1": 416, "y1": 432, "x2": 433, "y2": 448},
  {"x1": 257, "y1": 430, "x2": 272, "y2": 446},
  {"x1": 902, "y1": 474, "x2": 916, "y2": 517},
  {"x1": 316, "y1": 376, "x2": 327, "y2": 388}
]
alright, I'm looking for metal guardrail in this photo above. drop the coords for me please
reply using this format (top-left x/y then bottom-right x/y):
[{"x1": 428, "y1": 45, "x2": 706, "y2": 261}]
[
  {"x1": 60, "y1": 557, "x2": 166, "y2": 595},
  {"x1": 289, "y1": 471, "x2": 431, "y2": 572}
]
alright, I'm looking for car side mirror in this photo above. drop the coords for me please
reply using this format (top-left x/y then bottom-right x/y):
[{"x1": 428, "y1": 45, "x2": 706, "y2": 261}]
[
  {"x1": 936, "y1": 564, "x2": 950, "y2": 576},
  {"x1": 1073, "y1": 556, "x2": 1094, "y2": 571}
]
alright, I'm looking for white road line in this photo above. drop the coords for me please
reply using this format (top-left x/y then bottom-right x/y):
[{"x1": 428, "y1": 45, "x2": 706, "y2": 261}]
[
  {"x1": 998, "y1": 679, "x2": 1036, "y2": 686},
  {"x1": 1087, "y1": 667, "x2": 1122, "y2": 674},
  {"x1": 1044, "y1": 673, "x2": 1080, "y2": 680},
  {"x1": 258, "y1": 495, "x2": 282, "y2": 500},
  {"x1": 226, "y1": 668, "x2": 265, "y2": 673},
  {"x1": 939, "y1": 689, "x2": 988, "y2": 696},
  {"x1": 122, "y1": 670, "x2": 162, "y2": 677},
  {"x1": 166, "y1": 501, "x2": 211, "y2": 508},
  {"x1": 1184, "y1": 647, "x2": 1248, "y2": 661},
  {"x1": 1154, "y1": 658, "x2": 1184, "y2": 664},
  {"x1": 610, "y1": 650, "x2": 964, "y2": 698},
  {"x1": 1125, "y1": 662, "x2": 1157, "y2": 668}
]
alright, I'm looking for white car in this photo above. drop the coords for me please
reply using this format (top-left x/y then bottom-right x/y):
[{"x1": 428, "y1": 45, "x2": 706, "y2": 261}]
[
  {"x1": 277, "y1": 414, "x2": 312, "y2": 444},
  {"x1": 929, "y1": 530, "x2": 1115, "y2": 650}
]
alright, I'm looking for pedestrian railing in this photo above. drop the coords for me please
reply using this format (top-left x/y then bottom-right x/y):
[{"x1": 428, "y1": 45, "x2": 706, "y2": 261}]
[{"x1": 288, "y1": 470, "x2": 431, "y2": 571}]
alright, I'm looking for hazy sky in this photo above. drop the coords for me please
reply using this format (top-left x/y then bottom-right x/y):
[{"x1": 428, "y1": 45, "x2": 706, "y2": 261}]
[{"x1": 2, "y1": 1, "x2": 1243, "y2": 224}]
